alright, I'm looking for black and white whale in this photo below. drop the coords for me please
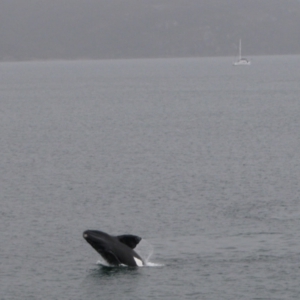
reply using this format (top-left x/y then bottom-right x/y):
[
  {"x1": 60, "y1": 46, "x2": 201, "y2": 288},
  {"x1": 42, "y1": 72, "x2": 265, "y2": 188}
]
[{"x1": 83, "y1": 230, "x2": 144, "y2": 267}]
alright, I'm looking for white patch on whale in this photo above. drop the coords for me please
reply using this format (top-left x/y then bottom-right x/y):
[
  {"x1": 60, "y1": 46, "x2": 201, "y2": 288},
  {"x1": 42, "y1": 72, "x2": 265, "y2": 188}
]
[{"x1": 133, "y1": 256, "x2": 143, "y2": 267}]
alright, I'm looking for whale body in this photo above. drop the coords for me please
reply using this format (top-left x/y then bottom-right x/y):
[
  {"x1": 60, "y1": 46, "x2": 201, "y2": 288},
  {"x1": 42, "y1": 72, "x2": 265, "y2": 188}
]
[{"x1": 83, "y1": 230, "x2": 144, "y2": 267}]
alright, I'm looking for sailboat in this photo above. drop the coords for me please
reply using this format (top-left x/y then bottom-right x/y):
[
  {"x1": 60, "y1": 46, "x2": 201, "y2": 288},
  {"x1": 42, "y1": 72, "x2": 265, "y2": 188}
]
[{"x1": 233, "y1": 39, "x2": 251, "y2": 66}]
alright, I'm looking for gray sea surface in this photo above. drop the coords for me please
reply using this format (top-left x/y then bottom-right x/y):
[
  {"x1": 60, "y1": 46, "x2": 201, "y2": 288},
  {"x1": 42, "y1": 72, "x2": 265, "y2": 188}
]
[{"x1": 1, "y1": 56, "x2": 300, "y2": 299}]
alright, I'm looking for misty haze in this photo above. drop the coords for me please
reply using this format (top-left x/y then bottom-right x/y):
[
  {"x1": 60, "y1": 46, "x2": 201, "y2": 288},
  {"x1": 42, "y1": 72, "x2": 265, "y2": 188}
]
[
  {"x1": 1, "y1": 0, "x2": 300, "y2": 61},
  {"x1": 2, "y1": 1, "x2": 300, "y2": 300}
]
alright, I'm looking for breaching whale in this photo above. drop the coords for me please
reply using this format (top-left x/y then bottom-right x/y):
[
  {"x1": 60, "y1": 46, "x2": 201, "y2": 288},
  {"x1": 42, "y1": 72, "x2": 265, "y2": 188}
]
[{"x1": 83, "y1": 230, "x2": 144, "y2": 267}]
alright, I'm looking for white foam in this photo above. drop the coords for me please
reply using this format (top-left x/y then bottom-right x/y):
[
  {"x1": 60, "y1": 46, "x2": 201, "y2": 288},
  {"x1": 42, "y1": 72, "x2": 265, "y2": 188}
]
[
  {"x1": 97, "y1": 260, "x2": 127, "y2": 267},
  {"x1": 97, "y1": 259, "x2": 164, "y2": 268},
  {"x1": 96, "y1": 260, "x2": 110, "y2": 267},
  {"x1": 145, "y1": 262, "x2": 164, "y2": 267}
]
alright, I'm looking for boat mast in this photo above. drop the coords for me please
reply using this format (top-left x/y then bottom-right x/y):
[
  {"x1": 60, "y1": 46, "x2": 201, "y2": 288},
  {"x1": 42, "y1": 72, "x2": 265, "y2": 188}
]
[{"x1": 239, "y1": 39, "x2": 242, "y2": 60}]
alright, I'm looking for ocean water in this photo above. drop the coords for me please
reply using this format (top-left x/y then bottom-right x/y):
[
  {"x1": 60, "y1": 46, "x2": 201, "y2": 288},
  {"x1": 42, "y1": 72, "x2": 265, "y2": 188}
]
[{"x1": 1, "y1": 56, "x2": 300, "y2": 299}]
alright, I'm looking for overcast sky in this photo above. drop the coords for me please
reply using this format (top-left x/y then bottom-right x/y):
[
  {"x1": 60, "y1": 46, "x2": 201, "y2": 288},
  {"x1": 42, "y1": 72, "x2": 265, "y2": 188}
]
[{"x1": 1, "y1": 0, "x2": 300, "y2": 61}]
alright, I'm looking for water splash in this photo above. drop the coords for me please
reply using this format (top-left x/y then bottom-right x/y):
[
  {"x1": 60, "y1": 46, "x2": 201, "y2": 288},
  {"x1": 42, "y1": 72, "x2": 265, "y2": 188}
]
[
  {"x1": 96, "y1": 259, "x2": 110, "y2": 267},
  {"x1": 135, "y1": 238, "x2": 153, "y2": 264},
  {"x1": 136, "y1": 239, "x2": 164, "y2": 267},
  {"x1": 145, "y1": 262, "x2": 164, "y2": 267}
]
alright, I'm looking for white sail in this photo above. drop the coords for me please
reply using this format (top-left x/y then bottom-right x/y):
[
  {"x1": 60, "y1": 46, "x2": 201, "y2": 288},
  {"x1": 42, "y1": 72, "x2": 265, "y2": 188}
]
[{"x1": 233, "y1": 39, "x2": 251, "y2": 66}]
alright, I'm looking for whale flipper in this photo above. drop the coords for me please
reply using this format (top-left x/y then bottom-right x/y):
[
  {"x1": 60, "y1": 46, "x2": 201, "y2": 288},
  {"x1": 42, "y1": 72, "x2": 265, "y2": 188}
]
[{"x1": 102, "y1": 250, "x2": 121, "y2": 265}]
